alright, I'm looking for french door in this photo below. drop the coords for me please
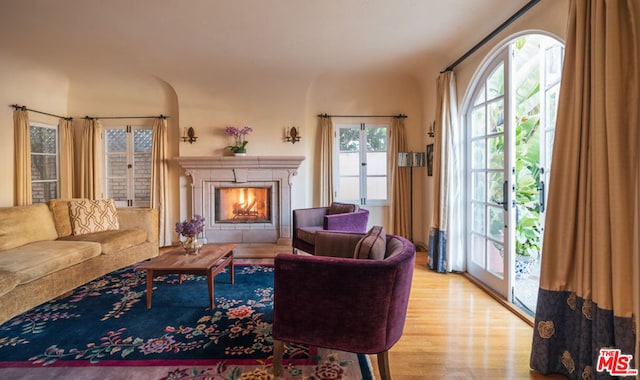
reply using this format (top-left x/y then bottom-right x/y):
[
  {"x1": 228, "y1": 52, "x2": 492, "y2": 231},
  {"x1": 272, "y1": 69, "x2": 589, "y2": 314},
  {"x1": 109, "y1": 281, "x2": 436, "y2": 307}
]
[
  {"x1": 466, "y1": 34, "x2": 563, "y2": 307},
  {"x1": 467, "y1": 51, "x2": 514, "y2": 299}
]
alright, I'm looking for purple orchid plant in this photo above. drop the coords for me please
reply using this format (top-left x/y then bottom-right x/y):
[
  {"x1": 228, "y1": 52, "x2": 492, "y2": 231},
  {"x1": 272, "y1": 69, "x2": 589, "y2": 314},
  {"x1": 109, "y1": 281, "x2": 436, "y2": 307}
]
[
  {"x1": 175, "y1": 215, "x2": 205, "y2": 237},
  {"x1": 225, "y1": 125, "x2": 253, "y2": 153}
]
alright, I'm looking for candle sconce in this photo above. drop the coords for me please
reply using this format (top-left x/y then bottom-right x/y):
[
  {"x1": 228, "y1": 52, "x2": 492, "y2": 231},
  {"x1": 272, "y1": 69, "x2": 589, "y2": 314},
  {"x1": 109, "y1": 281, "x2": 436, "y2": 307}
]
[
  {"x1": 182, "y1": 127, "x2": 198, "y2": 144},
  {"x1": 427, "y1": 121, "x2": 435, "y2": 138},
  {"x1": 284, "y1": 126, "x2": 301, "y2": 144}
]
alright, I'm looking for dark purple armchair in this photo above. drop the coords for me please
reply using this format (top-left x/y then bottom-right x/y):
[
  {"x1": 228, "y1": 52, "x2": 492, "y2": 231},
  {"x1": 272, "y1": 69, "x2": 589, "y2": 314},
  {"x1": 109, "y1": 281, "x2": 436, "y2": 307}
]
[
  {"x1": 273, "y1": 230, "x2": 416, "y2": 380},
  {"x1": 292, "y1": 202, "x2": 369, "y2": 254}
]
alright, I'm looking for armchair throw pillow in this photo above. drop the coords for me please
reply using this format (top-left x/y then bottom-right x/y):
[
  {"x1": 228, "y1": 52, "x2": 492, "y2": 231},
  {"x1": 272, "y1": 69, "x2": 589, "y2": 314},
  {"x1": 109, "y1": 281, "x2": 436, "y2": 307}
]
[
  {"x1": 328, "y1": 202, "x2": 360, "y2": 215},
  {"x1": 69, "y1": 199, "x2": 119, "y2": 236},
  {"x1": 354, "y1": 225, "x2": 386, "y2": 260}
]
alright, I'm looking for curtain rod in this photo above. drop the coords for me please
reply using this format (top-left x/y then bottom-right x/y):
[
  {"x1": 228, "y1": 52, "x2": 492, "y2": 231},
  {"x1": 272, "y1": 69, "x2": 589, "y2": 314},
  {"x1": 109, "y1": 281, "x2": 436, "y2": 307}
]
[
  {"x1": 442, "y1": 0, "x2": 540, "y2": 73},
  {"x1": 9, "y1": 105, "x2": 169, "y2": 121},
  {"x1": 84, "y1": 115, "x2": 169, "y2": 120},
  {"x1": 318, "y1": 113, "x2": 407, "y2": 119},
  {"x1": 10, "y1": 104, "x2": 72, "y2": 121}
]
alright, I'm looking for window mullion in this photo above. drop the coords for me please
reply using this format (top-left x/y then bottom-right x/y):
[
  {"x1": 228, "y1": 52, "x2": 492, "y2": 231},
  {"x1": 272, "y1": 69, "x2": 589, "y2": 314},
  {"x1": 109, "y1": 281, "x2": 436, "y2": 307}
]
[
  {"x1": 127, "y1": 126, "x2": 134, "y2": 206},
  {"x1": 360, "y1": 123, "x2": 367, "y2": 205}
]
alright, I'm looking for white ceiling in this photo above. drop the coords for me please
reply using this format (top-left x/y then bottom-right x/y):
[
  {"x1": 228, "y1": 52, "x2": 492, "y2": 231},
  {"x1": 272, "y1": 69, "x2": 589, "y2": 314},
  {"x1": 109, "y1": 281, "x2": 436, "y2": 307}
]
[{"x1": 0, "y1": 0, "x2": 532, "y2": 84}]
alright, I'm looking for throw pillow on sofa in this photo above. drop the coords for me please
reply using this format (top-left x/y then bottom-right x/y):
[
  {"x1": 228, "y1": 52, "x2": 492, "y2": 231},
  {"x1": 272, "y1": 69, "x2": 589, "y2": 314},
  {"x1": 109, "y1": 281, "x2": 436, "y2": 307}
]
[
  {"x1": 69, "y1": 199, "x2": 120, "y2": 235},
  {"x1": 354, "y1": 225, "x2": 386, "y2": 260}
]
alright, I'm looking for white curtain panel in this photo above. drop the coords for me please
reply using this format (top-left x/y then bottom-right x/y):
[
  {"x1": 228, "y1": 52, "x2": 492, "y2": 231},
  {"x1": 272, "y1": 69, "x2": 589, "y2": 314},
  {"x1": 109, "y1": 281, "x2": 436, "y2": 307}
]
[{"x1": 430, "y1": 71, "x2": 464, "y2": 272}]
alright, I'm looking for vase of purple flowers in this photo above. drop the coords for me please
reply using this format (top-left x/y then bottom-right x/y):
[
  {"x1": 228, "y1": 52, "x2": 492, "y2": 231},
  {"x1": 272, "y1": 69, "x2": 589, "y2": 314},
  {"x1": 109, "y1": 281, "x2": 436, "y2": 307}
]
[
  {"x1": 225, "y1": 125, "x2": 253, "y2": 154},
  {"x1": 175, "y1": 215, "x2": 205, "y2": 255}
]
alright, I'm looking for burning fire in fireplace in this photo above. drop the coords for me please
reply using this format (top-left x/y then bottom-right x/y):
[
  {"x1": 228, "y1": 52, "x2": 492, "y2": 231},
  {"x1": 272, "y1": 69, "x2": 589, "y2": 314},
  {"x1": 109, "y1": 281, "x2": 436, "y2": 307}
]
[{"x1": 215, "y1": 187, "x2": 271, "y2": 223}]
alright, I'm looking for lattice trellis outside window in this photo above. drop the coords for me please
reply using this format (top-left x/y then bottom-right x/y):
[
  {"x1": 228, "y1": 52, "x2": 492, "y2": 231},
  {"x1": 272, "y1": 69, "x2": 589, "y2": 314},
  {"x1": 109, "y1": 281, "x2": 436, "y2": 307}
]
[
  {"x1": 105, "y1": 126, "x2": 152, "y2": 207},
  {"x1": 30, "y1": 122, "x2": 59, "y2": 203}
]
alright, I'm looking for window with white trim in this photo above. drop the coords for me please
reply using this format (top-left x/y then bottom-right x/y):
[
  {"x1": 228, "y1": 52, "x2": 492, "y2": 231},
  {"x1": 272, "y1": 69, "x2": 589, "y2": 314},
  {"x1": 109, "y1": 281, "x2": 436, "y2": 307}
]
[
  {"x1": 30, "y1": 122, "x2": 59, "y2": 203},
  {"x1": 104, "y1": 126, "x2": 152, "y2": 207},
  {"x1": 334, "y1": 123, "x2": 388, "y2": 205}
]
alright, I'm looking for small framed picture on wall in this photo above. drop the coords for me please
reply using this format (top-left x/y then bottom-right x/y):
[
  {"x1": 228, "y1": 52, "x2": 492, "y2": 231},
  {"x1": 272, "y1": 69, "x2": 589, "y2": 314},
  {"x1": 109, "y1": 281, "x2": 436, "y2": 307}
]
[{"x1": 426, "y1": 144, "x2": 434, "y2": 176}]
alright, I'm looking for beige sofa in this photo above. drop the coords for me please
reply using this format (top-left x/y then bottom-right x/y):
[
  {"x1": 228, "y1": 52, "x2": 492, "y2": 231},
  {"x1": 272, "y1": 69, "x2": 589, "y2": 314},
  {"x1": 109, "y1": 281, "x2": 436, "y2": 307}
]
[{"x1": 0, "y1": 199, "x2": 159, "y2": 324}]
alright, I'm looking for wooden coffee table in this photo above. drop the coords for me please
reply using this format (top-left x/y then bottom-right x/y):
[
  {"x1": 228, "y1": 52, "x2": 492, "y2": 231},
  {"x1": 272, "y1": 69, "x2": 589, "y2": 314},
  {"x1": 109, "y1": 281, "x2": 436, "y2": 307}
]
[{"x1": 136, "y1": 243, "x2": 236, "y2": 309}]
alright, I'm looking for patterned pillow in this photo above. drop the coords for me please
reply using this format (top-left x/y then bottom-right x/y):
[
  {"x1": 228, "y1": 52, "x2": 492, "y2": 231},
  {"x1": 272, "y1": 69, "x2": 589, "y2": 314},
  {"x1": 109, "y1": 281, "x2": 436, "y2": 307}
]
[
  {"x1": 68, "y1": 199, "x2": 119, "y2": 235},
  {"x1": 353, "y1": 225, "x2": 386, "y2": 260}
]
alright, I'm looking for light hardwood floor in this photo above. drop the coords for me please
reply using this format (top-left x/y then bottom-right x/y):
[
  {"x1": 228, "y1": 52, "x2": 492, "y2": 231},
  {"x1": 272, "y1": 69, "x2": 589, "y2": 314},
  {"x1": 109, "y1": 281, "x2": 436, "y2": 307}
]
[
  {"x1": 166, "y1": 244, "x2": 566, "y2": 379},
  {"x1": 371, "y1": 251, "x2": 566, "y2": 379}
]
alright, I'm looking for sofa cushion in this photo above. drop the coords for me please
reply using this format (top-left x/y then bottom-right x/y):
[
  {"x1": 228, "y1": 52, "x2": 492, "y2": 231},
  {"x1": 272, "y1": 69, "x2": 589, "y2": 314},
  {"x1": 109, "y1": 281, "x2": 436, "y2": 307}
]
[
  {"x1": 328, "y1": 202, "x2": 359, "y2": 215},
  {"x1": 296, "y1": 226, "x2": 324, "y2": 245},
  {"x1": 0, "y1": 271, "x2": 20, "y2": 298},
  {"x1": 354, "y1": 226, "x2": 386, "y2": 260},
  {"x1": 58, "y1": 229, "x2": 147, "y2": 254},
  {"x1": 0, "y1": 204, "x2": 59, "y2": 251},
  {"x1": 48, "y1": 199, "x2": 73, "y2": 238},
  {"x1": 0, "y1": 240, "x2": 102, "y2": 284},
  {"x1": 69, "y1": 199, "x2": 120, "y2": 236}
]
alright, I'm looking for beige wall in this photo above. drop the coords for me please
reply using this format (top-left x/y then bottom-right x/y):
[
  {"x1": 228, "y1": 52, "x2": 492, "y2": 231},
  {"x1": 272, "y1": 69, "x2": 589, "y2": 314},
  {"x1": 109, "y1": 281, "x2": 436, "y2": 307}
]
[
  {"x1": 0, "y1": 0, "x2": 571, "y2": 248},
  {"x1": 417, "y1": 0, "x2": 570, "y2": 248},
  {"x1": 166, "y1": 70, "x2": 425, "y2": 239},
  {"x1": 168, "y1": 74, "x2": 310, "y2": 225},
  {"x1": 66, "y1": 73, "x2": 181, "y2": 236},
  {"x1": 454, "y1": 0, "x2": 569, "y2": 107},
  {"x1": 0, "y1": 52, "x2": 70, "y2": 206},
  {"x1": 306, "y1": 70, "x2": 425, "y2": 240}
]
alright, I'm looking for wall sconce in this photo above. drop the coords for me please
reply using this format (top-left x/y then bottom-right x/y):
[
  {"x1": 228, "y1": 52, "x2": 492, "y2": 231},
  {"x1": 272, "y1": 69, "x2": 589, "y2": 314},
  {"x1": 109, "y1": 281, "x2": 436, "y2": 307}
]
[
  {"x1": 182, "y1": 127, "x2": 198, "y2": 144},
  {"x1": 284, "y1": 126, "x2": 301, "y2": 144},
  {"x1": 427, "y1": 121, "x2": 435, "y2": 137}
]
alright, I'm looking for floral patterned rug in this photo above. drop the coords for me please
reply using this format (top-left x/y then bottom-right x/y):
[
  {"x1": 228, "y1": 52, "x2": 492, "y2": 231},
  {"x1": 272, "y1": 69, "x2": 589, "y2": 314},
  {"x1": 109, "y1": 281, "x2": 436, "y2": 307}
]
[{"x1": 0, "y1": 262, "x2": 372, "y2": 379}]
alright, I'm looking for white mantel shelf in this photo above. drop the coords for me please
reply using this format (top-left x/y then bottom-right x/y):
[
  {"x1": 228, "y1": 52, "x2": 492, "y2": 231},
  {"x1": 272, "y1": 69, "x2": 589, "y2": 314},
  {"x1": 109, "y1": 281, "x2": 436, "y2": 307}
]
[{"x1": 174, "y1": 155, "x2": 305, "y2": 170}]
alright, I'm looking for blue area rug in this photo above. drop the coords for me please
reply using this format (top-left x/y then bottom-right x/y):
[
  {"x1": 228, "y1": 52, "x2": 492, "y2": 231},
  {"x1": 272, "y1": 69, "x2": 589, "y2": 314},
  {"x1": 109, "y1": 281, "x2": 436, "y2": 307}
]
[{"x1": 0, "y1": 262, "x2": 373, "y2": 379}]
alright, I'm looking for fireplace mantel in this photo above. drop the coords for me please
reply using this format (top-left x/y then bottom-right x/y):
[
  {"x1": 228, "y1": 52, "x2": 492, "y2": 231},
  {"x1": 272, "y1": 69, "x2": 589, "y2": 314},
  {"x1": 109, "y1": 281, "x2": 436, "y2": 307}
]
[
  {"x1": 175, "y1": 155, "x2": 305, "y2": 245},
  {"x1": 174, "y1": 155, "x2": 305, "y2": 170}
]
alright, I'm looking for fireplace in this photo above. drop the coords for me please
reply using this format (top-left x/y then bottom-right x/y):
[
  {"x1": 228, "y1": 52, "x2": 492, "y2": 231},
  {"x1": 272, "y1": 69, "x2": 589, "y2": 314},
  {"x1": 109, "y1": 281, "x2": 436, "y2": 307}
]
[
  {"x1": 175, "y1": 155, "x2": 304, "y2": 244},
  {"x1": 215, "y1": 187, "x2": 272, "y2": 223}
]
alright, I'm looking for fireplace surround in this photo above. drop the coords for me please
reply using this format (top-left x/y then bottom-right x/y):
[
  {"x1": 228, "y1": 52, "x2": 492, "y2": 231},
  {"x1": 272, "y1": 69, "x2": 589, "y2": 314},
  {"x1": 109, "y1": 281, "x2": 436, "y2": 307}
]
[{"x1": 175, "y1": 156, "x2": 304, "y2": 245}]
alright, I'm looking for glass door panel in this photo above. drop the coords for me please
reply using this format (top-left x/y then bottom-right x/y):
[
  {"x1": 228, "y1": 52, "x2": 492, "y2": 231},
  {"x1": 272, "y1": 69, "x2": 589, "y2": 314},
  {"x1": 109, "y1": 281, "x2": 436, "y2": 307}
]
[{"x1": 467, "y1": 52, "x2": 510, "y2": 298}]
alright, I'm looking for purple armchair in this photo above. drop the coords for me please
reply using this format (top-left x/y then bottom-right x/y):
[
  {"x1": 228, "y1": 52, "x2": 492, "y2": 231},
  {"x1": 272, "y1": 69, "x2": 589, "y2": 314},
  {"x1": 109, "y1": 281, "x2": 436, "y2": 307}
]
[
  {"x1": 273, "y1": 230, "x2": 416, "y2": 380},
  {"x1": 292, "y1": 202, "x2": 369, "y2": 254}
]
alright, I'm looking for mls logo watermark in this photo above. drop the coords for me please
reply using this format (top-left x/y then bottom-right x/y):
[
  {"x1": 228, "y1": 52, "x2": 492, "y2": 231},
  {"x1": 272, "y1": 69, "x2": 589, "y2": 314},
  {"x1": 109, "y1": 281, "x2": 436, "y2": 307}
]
[{"x1": 597, "y1": 348, "x2": 638, "y2": 377}]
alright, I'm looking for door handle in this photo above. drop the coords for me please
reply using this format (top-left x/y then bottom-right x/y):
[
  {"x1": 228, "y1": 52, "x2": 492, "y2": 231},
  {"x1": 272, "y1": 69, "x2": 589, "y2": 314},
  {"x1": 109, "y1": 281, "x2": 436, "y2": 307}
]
[
  {"x1": 538, "y1": 180, "x2": 545, "y2": 212},
  {"x1": 502, "y1": 181, "x2": 509, "y2": 211},
  {"x1": 491, "y1": 181, "x2": 509, "y2": 211}
]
